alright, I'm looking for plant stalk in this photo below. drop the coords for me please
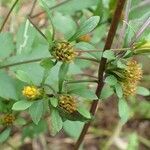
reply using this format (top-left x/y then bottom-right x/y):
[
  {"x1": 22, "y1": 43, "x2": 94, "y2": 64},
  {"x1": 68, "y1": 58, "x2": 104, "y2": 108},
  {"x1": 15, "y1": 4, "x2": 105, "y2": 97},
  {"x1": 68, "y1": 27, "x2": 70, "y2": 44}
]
[
  {"x1": 74, "y1": 0, "x2": 126, "y2": 149},
  {"x1": 0, "y1": 0, "x2": 20, "y2": 32}
]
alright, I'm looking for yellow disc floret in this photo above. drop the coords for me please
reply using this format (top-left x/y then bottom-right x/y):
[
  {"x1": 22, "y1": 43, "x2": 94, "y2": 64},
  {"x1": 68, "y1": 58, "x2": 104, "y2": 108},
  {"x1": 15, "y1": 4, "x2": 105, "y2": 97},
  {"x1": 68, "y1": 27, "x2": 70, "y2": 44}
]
[
  {"x1": 122, "y1": 60, "x2": 142, "y2": 97},
  {"x1": 52, "y1": 41, "x2": 77, "y2": 62},
  {"x1": 22, "y1": 86, "x2": 41, "y2": 100},
  {"x1": 3, "y1": 114, "x2": 15, "y2": 126},
  {"x1": 59, "y1": 95, "x2": 77, "y2": 113}
]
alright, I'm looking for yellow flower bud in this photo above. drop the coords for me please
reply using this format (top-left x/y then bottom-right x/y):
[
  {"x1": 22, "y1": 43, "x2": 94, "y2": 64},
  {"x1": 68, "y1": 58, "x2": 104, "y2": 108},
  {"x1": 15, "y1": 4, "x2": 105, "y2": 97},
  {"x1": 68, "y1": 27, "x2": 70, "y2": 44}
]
[{"x1": 22, "y1": 86, "x2": 41, "y2": 100}]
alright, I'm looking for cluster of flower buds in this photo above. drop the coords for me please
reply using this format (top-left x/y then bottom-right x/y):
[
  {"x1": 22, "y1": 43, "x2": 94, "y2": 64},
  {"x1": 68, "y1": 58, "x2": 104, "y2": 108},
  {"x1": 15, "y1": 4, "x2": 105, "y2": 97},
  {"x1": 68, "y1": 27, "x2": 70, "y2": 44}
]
[
  {"x1": 2, "y1": 114, "x2": 15, "y2": 126},
  {"x1": 52, "y1": 41, "x2": 77, "y2": 62},
  {"x1": 22, "y1": 86, "x2": 42, "y2": 100},
  {"x1": 122, "y1": 60, "x2": 142, "y2": 97},
  {"x1": 59, "y1": 95, "x2": 77, "y2": 113}
]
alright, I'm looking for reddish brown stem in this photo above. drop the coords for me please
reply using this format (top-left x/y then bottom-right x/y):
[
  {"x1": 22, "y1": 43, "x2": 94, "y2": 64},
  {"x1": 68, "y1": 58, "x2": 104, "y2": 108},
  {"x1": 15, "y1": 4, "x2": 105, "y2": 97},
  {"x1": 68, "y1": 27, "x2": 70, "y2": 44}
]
[
  {"x1": 0, "y1": 0, "x2": 20, "y2": 32},
  {"x1": 74, "y1": 0, "x2": 126, "y2": 149}
]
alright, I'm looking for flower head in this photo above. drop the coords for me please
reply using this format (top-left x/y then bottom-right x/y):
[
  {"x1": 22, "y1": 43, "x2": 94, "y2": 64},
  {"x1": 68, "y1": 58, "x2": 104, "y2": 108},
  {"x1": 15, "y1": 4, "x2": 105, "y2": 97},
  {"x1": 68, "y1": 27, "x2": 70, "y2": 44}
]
[
  {"x1": 2, "y1": 114, "x2": 15, "y2": 126},
  {"x1": 122, "y1": 60, "x2": 142, "y2": 97},
  {"x1": 124, "y1": 60, "x2": 142, "y2": 83},
  {"x1": 22, "y1": 86, "x2": 41, "y2": 100},
  {"x1": 59, "y1": 95, "x2": 77, "y2": 113},
  {"x1": 52, "y1": 41, "x2": 77, "y2": 62}
]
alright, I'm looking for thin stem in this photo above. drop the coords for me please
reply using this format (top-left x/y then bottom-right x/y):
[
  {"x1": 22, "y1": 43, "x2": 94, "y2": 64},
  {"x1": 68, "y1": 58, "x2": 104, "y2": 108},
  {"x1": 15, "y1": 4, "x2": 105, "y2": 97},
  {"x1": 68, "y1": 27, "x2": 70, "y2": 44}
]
[
  {"x1": 29, "y1": 0, "x2": 37, "y2": 17},
  {"x1": 31, "y1": 0, "x2": 73, "y2": 18},
  {"x1": 65, "y1": 79, "x2": 98, "y2": 84},
  {"x1": 76, "y1": 47, "x2": 131, "y2": 53},
  {"x1": 0, "y1": 57, "x2": 51, "y2": 70},
  {"x1": 28, "y1": 17, "x2": 48, "y2": 41},
  {"x1": 76, "y1": 56, "x2": 99, "y2": 63},
  {"x1": 74, "y1": 0, "x2": 126, "y2": 149},
  {"x1": 0, "y1": 0, "x2": 20, "y2": 32},
  {"x1": 76, "y1": 73, "x2": 97, "y2": 79}
]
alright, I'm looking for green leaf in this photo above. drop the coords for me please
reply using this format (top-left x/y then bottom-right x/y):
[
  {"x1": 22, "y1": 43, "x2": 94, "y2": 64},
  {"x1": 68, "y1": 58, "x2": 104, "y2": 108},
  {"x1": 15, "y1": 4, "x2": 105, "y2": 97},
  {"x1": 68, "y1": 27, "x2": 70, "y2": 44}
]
[
  {"x1": 0, "y1": 128, "x2": 11, "y2": 143},
  {"x1": 58, "y1": 63, "x2": 69, "y2": 93},
  {"x1": 69, "y1": 16, "x2": 100, "y2": 41},
  {"x1": 15, "y1": 70, "x2": 32, "y2": 84},
  {"x1": 29, "y1": 100, "x2": 44, "y2": 125},
  {"x1": 50, "y1": 108, "x2": 63, "y2": 136},
  {"x1": 103, "y1": 50, "x2": 116, "y2": 60},
  {"x1": 63, "y1": 120, "x2": 84, "y2": 139},
  {"x1": 0, "y1": 33, "x2": 15, "y2": 58},
  {"x1": 100, "y1": 85, "x2": 114, "y2": 100},
  {"x1": 118, "y1": 98, "x2": 130, "y2": 124},
  {"x1": 12, "y1": 100, "x2": 33, "y2": 111},
  {"x1": 136, "y1": 86, "x2": 150, "y2": 96},
  {"x1": 127, "y1": 133, "x2": 139, "y2": 150},
  {"x1": 16, "y1": 20, "x2": 36, "y2": 54},
  {"x1": 56, "y1": 0, "x2": 99, "y2": 15},
  {"x1": 49, "y1": 98, "x2": 58, "y2": 107},
  {"x1": 115, "y1": 83, "x2": 123, "y2": 98},
  {"x1": 0, "y1": 71, "x2": 18, "y2": 100},
  {"x1": 53, "y1": 12, "x2": 77, "y2": 38},
  {"x1": 77, "y1": 106, "x2": 91, "y2": 119},
  {"x1": 68, "y1": 84, "x2": 97, "y2": 100},
  {"x1": 40, "y1": 58, "x2": 54, "y2": 70},
  {"x1": 75, "y1": 42, "x2": 102, "y2": 60},
  {"x1": 105, "y1": 75, "x2": 118, "y2": 86}
]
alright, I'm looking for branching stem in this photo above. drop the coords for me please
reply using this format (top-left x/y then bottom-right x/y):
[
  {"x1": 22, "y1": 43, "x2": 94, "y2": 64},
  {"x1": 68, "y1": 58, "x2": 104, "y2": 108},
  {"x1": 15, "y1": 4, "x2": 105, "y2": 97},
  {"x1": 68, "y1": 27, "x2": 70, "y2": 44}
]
[{"x1": 74, "y1": 0, "x2": 126, "y2": 149}]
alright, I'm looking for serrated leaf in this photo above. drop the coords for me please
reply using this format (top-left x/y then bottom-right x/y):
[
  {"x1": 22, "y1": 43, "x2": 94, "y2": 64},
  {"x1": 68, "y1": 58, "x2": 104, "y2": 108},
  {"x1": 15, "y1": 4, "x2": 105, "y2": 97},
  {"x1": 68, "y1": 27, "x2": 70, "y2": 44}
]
[
  {"x1": 105, "y1": 75, "x2": 118, "y2": 86},
  {"x1": 100, "y1": 85, "x2": 114, "y2": 100},
  {"x1": 0, "y1": 71, "x2": 18, "y2": 100},
  {"x1": 12, "y1": 100, "x2": 33, "y2": 111},
  {"x1": 49, "y1": 98, "x2": 58, "y2": 107},
  {"x1": 0, "y1": 33, "x2": 15, "y2": 58},
  {"x1": 63, "y1": 120, "x2": 84, "y2": 139},
  {"x1": 136, "y1": 86, "x2": 150, "y2": 96},
  {"x1": 29, "y1": 100, "x2": 44, "y2": 125},
  {"x1": 0, "y1": 128, "x2": 11, "y2": 143},
  {"x1": 115, "y1": 83, "x2": 123, "y2": 98},
  {"x1": 77, "y1": 106, "x2": 91, "y2": 119},
  {"x1": 68, "y1": 84, "x2": 97, "y2": 100},
  {"x1": 103, "y1": 50, "x2": 116, "y2": 60},
  {"x1": 69, "y1": 16, "x2": 100, "y2": 41},
  {"x1": 58, "y1": 63, "x2": 69, "y2": 93},
  {"x1": 40, "y1": 58, "x2": 54, "y2": 70},
  {"x1": 51, "y1": 108, "x2": 63, "y2": 136},
  {"x1": 118, "y1": 98, "x2": 130, "y2": 124},
  {"x1": 15, "y1": 70, "x2": 32, "y2": 84}
]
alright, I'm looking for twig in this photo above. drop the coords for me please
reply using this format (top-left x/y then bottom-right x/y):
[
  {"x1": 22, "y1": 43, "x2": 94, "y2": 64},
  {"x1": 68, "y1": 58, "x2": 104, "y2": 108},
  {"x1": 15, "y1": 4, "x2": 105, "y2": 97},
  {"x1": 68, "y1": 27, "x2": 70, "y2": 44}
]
[
  {"x1": 65, "y1": 79, "x2": 98, "y2": 84},
  {"x1": 28, "y1": 16, "x2": 48, "y2": 41},
  {"x1": 119, "y1": 0, "x2": 131, "y2": 47},
  {"x1": 76, "y1": 56, "x2": 99, "y2": 63},
  {"x1": 29, "y1": 0, "x2": 37, "y2": 17},
  {"x1": 0, "y1": 0, "x2": 20, "y2": 32},
  {"x1": 31, "y1": 0, "x2": 73, "y2": 18},
  {"x1": 76, "y1": 73, "x2": 97, "y2": 79},
  {"x1": 74, "y1": 0, "x2": 126, "y2": 149},
  {"x1": 0, "y1": 57, "x2": 49, "y2": 70}
]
